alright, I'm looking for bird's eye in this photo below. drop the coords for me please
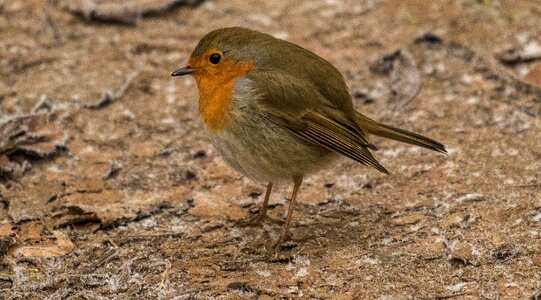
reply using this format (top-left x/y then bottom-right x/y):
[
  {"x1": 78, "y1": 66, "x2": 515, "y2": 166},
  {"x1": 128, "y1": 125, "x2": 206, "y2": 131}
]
[{"x1": 209, "y1": 53, "x2": 221, "y2": 64}]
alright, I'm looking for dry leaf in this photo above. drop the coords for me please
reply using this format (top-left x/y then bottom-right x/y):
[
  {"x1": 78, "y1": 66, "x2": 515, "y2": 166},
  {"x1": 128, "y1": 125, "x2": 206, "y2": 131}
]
[
  {"x1": 12, "y1": 245, "x2": 68, "y2": 257},
  {"x1": 10, "y1": 230, "x2": 75, "y2": 258},
  {"x1": 0, "y1": 114, "x2": 68, "y2": 178},
  {"x1": 18, "y1": 222, "x2": 44, "y2": 242},
  {"x1": 0, "y1": 223, "x2": 16, "y2": 256},
  {"x1": 60, "y1": 188, "x2": 187, "y2": 225},
  {"x1": 52, "y1": 230, "x2": 75, "y2": 252},
  {"x1": 523, "y1": 62, "x2": 541, "y2": 88},
  {"x1": 5, "y1": 180, "x2": 64, "y2": 223},
  {"x1": 65, "y1": 0, "x2": 205, "y2": 25},
  {"x1": 52, "y1": 206, "x2": 100, "y2": 228}
]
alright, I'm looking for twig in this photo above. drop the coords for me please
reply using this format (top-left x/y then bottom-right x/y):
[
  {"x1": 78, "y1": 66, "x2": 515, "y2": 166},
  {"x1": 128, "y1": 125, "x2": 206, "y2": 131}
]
[
  {"x1": 498, "y1": 49, "x2": 541, "y2": 65},
  {"x1": 515, "y1": 184, "x2": 541, "y2": 188},
  {"x1": 102, "y1": 161, "x2": 122, "y2": 180},
  {"x1": 160, "y1": 261, "x2": 171, "y2": 288},
  {"x1": 83, "y1": 73, "x2": 137, "y2": 109},
  {"x1": 115, "y1": 232, "x2": 184, "y2": 240},
  {"x1": 83, "y1": 249, "x2": 118, "y2": 273},
  {"x1": 433, "y1": 292, "x2": 469, "y2": 299},
  {"x1": 107, "y1": 238, "x2": 119, "y2": 248}
]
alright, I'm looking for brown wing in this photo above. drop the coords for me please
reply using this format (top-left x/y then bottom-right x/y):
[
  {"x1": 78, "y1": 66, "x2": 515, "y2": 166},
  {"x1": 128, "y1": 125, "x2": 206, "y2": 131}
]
[
  {"x1": 295, "y1": 111, "x2": 389, "y2": 174},
  {"x1": 250, "y1": 72, "x2": 389, "y2": 174}
]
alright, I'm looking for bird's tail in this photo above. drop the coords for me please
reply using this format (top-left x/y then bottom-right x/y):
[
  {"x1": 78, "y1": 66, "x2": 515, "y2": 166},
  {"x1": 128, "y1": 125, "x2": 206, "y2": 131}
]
[{"x1": 356, "y1": 113, "x2": 447, "y2": 154}]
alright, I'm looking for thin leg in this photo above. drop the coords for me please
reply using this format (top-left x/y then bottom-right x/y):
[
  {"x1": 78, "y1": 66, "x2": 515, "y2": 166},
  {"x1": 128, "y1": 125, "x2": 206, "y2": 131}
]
[
  {"x1": 274, "y1": 177, "x2": 303, "y2": 247},
  {"x1": 247, "y1": 182, "x2": 273, "y2": 224},
  {"x1": 242, "y1": 182, "x2": 283, "y2": 226}
]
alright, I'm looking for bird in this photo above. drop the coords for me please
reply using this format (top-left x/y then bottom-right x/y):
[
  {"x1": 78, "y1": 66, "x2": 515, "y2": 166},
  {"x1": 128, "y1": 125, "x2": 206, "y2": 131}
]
[{"x1": 171, "y1": 27, "x2": 446, "y2": 247}]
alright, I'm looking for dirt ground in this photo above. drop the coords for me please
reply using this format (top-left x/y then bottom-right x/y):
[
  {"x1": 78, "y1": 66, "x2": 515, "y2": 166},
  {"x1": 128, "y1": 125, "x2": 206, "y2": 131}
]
[{"x1": 1, "y1": 0, "x2": 541, "y2": 299}]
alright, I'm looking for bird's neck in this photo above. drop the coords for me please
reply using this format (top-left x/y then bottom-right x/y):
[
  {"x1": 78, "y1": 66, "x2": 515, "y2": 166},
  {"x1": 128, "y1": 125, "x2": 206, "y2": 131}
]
[
  {"x1": 196, "y1": 77, "x2": 235, "y2": 132},
  {"x1": 194, "y1": 61, "x2": 255, "y2": 132}
]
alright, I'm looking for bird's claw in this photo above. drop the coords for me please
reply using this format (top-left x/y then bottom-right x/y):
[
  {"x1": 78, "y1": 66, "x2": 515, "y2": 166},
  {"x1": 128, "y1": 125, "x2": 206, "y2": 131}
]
[{"x1": 239, "y1": 213, "x2": 283, "y2": 227}]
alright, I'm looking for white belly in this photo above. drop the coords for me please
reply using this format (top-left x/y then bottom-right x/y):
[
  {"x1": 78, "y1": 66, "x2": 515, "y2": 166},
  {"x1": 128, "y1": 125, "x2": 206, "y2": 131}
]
[{"x1": 210, "y1": 115, "x2": 333, "y2": 182}]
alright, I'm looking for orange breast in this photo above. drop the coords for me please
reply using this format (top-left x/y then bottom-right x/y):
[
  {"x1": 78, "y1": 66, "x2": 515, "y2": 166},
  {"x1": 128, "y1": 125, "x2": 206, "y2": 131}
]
[{"x1": 191, "y1": 59, "x2": 255, "y2": 132}]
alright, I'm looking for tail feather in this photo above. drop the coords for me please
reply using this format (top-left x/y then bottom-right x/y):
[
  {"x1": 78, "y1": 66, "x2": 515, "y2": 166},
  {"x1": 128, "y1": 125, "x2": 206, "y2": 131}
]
[{"x1": 356, "y1": 113, "x2": 447, "y2": 154}]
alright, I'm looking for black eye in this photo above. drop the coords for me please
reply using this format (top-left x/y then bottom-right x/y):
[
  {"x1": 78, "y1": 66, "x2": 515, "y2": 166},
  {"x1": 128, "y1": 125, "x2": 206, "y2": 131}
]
[{"x1": 209, "y1": 53, "x2": 221, "y2": 64}]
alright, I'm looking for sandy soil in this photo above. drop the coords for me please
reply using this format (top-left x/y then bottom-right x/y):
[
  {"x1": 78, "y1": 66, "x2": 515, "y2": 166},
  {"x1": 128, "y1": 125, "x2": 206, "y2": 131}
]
[{"x1": 1, "y1": 0, "x2": 540, "y2": 299}]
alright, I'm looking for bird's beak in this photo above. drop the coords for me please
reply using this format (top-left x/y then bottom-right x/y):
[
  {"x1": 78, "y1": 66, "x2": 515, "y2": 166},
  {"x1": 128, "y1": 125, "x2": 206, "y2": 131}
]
[{"x1": 170, "y1": 66, "x2": 196, "y2": 76}]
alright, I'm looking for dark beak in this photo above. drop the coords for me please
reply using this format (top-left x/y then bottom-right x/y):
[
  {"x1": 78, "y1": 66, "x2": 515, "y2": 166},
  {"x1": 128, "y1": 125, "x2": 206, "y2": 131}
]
[{"x1": 170, "y1": 67, "x2": 196, "y2": 76}]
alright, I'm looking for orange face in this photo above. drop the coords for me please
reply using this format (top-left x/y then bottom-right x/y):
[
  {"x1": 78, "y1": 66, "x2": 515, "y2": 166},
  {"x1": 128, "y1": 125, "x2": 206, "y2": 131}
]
[{"x1": 185, "y1": 48, "x2": 255, "y2": 132}]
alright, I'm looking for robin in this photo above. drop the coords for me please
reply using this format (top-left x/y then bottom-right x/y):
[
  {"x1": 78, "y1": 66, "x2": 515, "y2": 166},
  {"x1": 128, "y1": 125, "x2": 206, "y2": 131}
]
[{"x1": 171, "y1": 27, "x2": 446, "y2": 246}]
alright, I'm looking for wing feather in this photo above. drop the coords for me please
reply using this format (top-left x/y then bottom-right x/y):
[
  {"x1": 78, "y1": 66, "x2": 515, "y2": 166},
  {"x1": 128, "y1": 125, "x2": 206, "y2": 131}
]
[
  {"x1": 248, "y1": 72, "x2": 388, "y2": 174},
  {"x1": 300, "y1": 113, "x2": 389, "y2": 174}
]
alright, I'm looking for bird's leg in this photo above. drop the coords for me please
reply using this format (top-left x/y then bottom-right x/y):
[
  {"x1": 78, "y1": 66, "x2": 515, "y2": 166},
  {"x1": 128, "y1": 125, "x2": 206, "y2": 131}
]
[
  {"x1": 242, "y1": 182, "x2": 282, "y2": 225},
  {"x1": 273, "y1": 177, "x2": 303, "y2": 247},
  {"x1": 250, "y1": 182, "x2": 273, "y2": 224}
]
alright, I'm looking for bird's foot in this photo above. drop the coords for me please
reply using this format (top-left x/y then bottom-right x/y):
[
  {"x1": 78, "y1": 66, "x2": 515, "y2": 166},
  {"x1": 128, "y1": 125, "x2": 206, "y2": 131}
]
[
  {"x1": 239, "y1": 212, "x2": 283, "y2": 227},
  {"x1": 269, "y1": 232, "x2": 293, "y2": 250}
]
